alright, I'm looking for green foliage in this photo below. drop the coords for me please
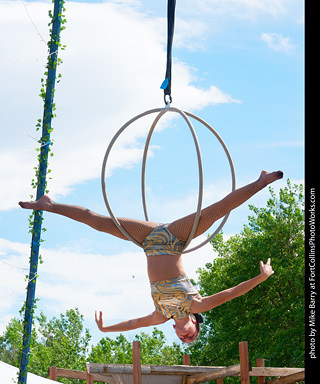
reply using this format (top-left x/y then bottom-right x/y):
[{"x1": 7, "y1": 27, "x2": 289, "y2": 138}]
[
  {"x1": 0, "y1": 309, "x2": 90, "y2": 383},
  {"x1": 32, "y1": 309, "x2": 91, "y2": 377},
  {"x1": 188, "y1": 180, "x2": 305, "y2": 374},
  {"x1": 89, "y1": 328, "x2": 184, "y2": 366},
  {"x1": 0, "y1": 318, "x2": 25, "y2": 367},
  {"x1": 1, "y1": 309, "x2": 185, "y2": 383},
  {"x1": 135, "y1": 329, "x2": 184, "y2": 365},
  {"x1": 89, "y1": 333, "x2": 132, "y2": 365}
]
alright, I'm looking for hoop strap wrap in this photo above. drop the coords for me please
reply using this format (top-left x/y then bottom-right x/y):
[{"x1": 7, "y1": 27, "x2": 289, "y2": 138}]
[{"x1": 160, "y1": 0, "x2": 176, "y2": 104}]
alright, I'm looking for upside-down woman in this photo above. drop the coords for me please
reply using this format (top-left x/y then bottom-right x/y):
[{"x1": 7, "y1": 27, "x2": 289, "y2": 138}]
[{"x1": 19, "y1": 170, "x2": 283, "y2": 343}]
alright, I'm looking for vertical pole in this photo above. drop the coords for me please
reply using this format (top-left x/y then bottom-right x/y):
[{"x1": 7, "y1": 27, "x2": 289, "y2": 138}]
[
  {"x1": 86, "y1": 363, "x2": 94, "y2": 384},
  {"x1": 133, "y1": 341, "x2": 142, "y2": 384},
  {"x1": 183, "y1": 355, "x2": 190, "y2": 384},
  {"x1": 18, "y1": 1, "x2": 64, "y2": 383},
  {"x1": 86, "y1": 372, "x2": 94, "y2": 384},
  {"x1": 256, "y1": 358, "x2": 265, "y2": 384},
  {"x1": 239, "y1": 341, "x2": 250, "y2": 384},
  {"x1": 183, "y1": 355, "x2": 191, "y2": 366}
]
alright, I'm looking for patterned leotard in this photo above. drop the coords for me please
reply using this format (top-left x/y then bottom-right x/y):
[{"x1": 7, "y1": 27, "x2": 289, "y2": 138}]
[
  {"x1": 142, "y1": 224, "x2": 185, "y2": 257},
  {"x1": 142, "y1": 225, "x2": 199, "y2": 319},
  {"x1": 150, "y1": 275, "x2": 200, "y2": 319}
]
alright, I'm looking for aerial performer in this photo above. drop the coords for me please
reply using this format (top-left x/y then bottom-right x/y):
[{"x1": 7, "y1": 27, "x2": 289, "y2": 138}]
[{"x1": 19, "y1": 170, "x2": 283, "y2": 343}]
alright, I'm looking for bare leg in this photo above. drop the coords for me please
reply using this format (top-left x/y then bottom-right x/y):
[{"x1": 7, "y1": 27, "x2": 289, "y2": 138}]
[
  {"x1": 19, "y1": 196, "x2": 157, "y2": 244},
  {"x1": 168, "y1": 170, "x2": 283, "y2": 241},
  {"x1": 19, "y1": 170, "x2": 282, "y2": 244}
]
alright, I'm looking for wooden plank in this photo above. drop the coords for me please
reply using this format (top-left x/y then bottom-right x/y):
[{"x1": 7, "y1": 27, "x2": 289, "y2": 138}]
[
  {"x1": 88, "y1": 363, "x2": 130, "y2": 373},
  {"x1": 250, "y1": 367, "x2": 305, "y2": 377},
  {"x1": 56, "y1": 368, "x2": 87, "y2": 379},
  {"x1": 150, "y1": 365, "x2": 225, "y2": 374},
  {"x1": 186, "y1": 364, "x2": 241, "y2": 384},
  {"x1": 239, "y1": 341, "x2": 250, "y2": 384},
  {"x1": 85, "y1": 363, "x2": 305, "y2": 379},
  {"x1": 133, "y1": 341, "x2": 142, "y2": 384},
  {"x1": 256, "y1": 358, "x2": 265, "y2": 384},
  {"x1": 265, "y1": 371, "x2": 305, "y2": 384},
  {"x1": 87, "y1": 363, "x2": 225, "y2": 375},
  {"x1": 89, "y1": 373, "x2": 116, "y2": 383},
  {"x1": 87, "y1": 364, "x2": 146, "y2": 374}
]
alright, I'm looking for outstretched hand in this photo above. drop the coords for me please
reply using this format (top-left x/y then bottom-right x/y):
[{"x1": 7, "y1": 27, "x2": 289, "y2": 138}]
[
  {"x1": 259, "y1": 258, "x2": 274, "y2": 280},
  {"x1": 95, "y1": 310, "x2": 104, "y2": 331}
]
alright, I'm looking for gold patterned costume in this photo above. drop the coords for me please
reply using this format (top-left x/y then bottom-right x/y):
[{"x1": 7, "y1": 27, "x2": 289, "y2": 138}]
[
  {"x1": 150, "y1": 274, "x2": 200, "y2": 319},
  {"x1": 142, "y1": 224, "x2": 185, "y2": 257},
  {"x1": 142, "y1": 225, "x2": 200, "y2": 319}
]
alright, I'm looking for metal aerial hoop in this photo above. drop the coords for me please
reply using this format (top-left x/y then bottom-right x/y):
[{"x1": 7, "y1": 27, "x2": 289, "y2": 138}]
[{"x1": 101, "y1": 0, "x2": 236, "y2": 253}]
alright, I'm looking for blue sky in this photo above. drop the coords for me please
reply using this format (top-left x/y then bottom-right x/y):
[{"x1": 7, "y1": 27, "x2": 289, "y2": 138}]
[{"x1": 0, "y1": 0, "x2": 304, "y2": 346}]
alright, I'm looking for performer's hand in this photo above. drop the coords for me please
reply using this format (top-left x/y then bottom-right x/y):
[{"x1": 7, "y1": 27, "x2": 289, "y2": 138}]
[
  {"x1": 259, "y1": 258, "x2": 274, "y2": 280},
  {"x1": 95, "y1": 310, "x2": 104, "y2": 331}
]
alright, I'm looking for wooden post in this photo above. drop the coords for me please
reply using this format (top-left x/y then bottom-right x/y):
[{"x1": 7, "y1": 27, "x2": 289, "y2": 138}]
[
  {"x1": 86, "y1": 372, "x2": 94, "y2": 384},
  {"x1": 85, "y1": 363, "x2": 94, "y2": 384},
  {"x1": 183, "y1": 355, "x2": 191, "y2": 366},
  {"x1": 217, "y1": 379, "x2": 224, "y2": 384},
  {"x1": 256, "y1": 358, "x2": 265, "y2": 384},
  {"x1": 239, "y1": 341, "x2": 250, "y2": 384},
  {"x1": 183, "y1": 355, "x2": 191, "y2": 384},
  {"x1": 133, "y1": 341, "x2": 142, "y2": 384},
  {"x1": 86, "y1": 372, "x2": 93, "y2": 384},
  {"x1": 48, "y1": 367, "x2": 57, "y2": 381}
]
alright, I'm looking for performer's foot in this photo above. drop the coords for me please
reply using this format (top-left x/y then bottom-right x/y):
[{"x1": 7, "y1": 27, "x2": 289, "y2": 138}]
[
  {"x1": 256, "y1": 170, "x2": 283, "y2": 190},
  {"x1": 19, "y1": 195, "x2": 54, "y2": 212}
]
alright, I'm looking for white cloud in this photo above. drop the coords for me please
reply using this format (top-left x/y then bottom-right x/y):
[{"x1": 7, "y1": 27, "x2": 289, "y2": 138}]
[
  {"x1": 0, "y1": 1, "x2": 237, "y2": 211},
  {"x1": 177, "y1": 0, "x2": 294, "y2": 20},
  {"x1": 261, "y1": 32, "x2": 296, "y2": 53},
  {"x1": 174, "y1": 18, "x2": 208, "y2": 52}
]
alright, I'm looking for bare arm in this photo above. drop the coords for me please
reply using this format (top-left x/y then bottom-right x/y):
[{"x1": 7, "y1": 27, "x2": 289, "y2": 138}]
[
  {"x1": 192, "y1": 259, "x2": 274, "y2": 313},
  {"x1": 95, "y1": 310, "x2": 169, "y2": 333}
]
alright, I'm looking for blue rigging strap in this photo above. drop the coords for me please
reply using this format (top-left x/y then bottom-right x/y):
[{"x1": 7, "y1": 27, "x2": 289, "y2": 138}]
[{"x1": 160, "y1": 0, "x2": 176, "y2": 105}]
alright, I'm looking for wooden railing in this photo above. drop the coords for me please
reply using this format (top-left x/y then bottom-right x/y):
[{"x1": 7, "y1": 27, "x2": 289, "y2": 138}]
[{"x1": 48, "y1": 341, "x2": 305, "y2": 384}]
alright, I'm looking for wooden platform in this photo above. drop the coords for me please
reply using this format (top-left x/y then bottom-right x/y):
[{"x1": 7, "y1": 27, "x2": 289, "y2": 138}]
[{"x1": 49, "y1": 341, "x2": 305, "y2": 384}]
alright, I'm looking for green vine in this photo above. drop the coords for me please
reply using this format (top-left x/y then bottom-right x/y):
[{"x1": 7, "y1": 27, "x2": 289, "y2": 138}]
[
  {"x1": 19, "y1": 0, "x2": 67, "y2": 380},
  {"x1": 18, "y1": 4, "x2": 67, "y2": 382},
  {"x1": 30, "y1": 0, "x2": 67, "y2": 198},
  {"x1": 19, "y1": 0, "x2": 67, "y2": 365},
  {"x1": 28, "y1": 0, "x2": 67, "y2": 227}
]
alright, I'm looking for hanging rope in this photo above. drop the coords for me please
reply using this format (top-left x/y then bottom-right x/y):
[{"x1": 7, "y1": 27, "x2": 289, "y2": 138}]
[
  {"x1": 160, "y1": 0, "x2": 176, "y2": 105},
  {"x1": 101, "y1": 0, "x2": 236, "y2": 252}
]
